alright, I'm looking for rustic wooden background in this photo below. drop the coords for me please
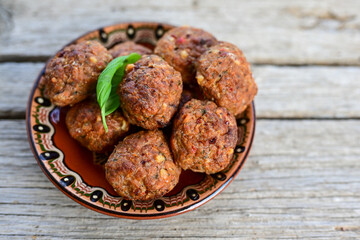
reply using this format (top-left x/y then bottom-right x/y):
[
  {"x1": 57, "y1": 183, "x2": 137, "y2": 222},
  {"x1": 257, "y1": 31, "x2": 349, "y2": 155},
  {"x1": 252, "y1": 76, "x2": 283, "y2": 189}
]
[{"x1": 1, "y1": 0, "x2": 359, "y2": 239}]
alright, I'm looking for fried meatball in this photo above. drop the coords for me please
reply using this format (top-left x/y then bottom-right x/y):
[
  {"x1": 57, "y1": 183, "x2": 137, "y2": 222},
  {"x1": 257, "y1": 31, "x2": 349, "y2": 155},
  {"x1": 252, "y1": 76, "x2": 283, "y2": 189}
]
[
  {"x1": 65, "y1": 97, "x2": 130, "y2": 153},
  {"x1": 109, "y1": 41, "x2": 152, "y2": 58},
  {"x1": 196, "y1": 41, "x2": 257, "y2": 116},
  {"x1": 178, "y1": 84, "x2": 205, "y2": 109},
  {"x1": 171, "y1": 99, "x2": 237, "y2": 174},
  {"x1": 179, "y1": 89, "x2": 194, "y2": 109},
  {"x1": 44, "y1": 41, "x2": 113, "y2": 106},
  {"x1": 154, "y1": 26, "x2": 217, "y2": 84},
  {"x1": 105, "y1": 130, "x2": 181, "y2": 201},
  {"x1": 118, "y1": 54, "x2": 183, "y2": 130}
]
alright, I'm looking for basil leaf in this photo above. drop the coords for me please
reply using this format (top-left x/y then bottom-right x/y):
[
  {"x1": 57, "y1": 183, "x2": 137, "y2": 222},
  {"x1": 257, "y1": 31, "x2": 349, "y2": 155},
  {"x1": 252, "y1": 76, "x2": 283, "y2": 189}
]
[
  {"x1": 104, "y1": 93, "x2": 120, "y2": 116},
  {"x1": 96, "y1": 53, "x2": 141, "y2": 132},
  {"x1": 96, "y1": 56, "x2": 126, "y2": 109},
  {"x1": 112, "y1": 66, "x2": 126, "y2": 87}
]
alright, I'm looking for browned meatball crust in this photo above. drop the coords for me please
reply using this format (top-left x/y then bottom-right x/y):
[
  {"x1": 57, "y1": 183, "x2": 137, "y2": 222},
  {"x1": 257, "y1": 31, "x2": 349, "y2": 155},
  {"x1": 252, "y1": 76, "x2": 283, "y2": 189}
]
[
  {"x1": 109, "y1": 41, "x2": 152, "y2": 58},
  {"x1": 65, "y1": 97, "x2": 130, "y2": 153},
  {"x1": 196, "y1": 41, "x2": 257, "y2": 116},
  {"x1": 105, "y1": 130, "x2": 181, "y2": 201},
  {"x1": 118, "y1": 54, "x2": 183, "y2": 130},
  {"x1": 44, "y1": 41, "x2": 113, "y2": 106},
  {"x1": 154, "y1": 26, "x2": 217, "y2": 84},
  {"x1": 171, "y1": 99, "x2": 237, "y2": 174}
]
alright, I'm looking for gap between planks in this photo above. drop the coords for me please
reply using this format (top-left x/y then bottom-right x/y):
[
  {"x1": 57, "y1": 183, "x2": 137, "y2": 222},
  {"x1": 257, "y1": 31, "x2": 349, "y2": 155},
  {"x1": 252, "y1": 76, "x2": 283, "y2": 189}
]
[
  {"x1": 2, "y1": 116, "x2": 360, "y2": 121},
  {"x1": 1, "y1": 56, "x2": 360, "y2": 68}
]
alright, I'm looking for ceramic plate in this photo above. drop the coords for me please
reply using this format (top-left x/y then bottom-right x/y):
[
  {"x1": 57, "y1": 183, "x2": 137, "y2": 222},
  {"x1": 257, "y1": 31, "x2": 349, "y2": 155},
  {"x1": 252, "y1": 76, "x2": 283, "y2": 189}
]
[{"x1": 26, "y1": 22, "x2": 256, "y2": 219}]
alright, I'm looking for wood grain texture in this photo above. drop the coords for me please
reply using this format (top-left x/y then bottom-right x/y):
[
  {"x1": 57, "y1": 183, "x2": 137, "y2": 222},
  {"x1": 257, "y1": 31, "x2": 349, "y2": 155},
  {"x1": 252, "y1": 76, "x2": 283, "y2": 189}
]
[
  {"x1": 0, "y1": 63, "x2": 43, "y2": 118},
  {"x1": 252, "y1": 65, "x2": 360, "y2": 118},
  {"x1": 0, "y1": 0, "x2": 359, "y2": 65},
  {"x1": 0, "y1": 62, "x2": 359, "y2": 119},
  {"x1": 0, "y1": 120, "x2": 359, "y2": 239}
]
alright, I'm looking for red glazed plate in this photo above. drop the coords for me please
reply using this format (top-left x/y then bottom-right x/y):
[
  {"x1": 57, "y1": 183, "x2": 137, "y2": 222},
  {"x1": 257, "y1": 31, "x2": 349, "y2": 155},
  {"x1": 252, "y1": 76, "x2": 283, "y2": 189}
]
[{"x1": 26, "y1": 22, "x2": 256, "y2": 219}]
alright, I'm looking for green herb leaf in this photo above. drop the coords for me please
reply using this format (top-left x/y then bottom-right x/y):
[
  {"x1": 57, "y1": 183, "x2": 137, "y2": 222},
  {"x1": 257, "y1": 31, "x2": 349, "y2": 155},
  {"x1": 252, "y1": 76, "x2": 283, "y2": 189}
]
[
  {"x1": 96, "y1": 53, "x2": 141, "y2": 132},
  {"x1": 104, "y1": 93, "x2": 120, "y2": 115}
]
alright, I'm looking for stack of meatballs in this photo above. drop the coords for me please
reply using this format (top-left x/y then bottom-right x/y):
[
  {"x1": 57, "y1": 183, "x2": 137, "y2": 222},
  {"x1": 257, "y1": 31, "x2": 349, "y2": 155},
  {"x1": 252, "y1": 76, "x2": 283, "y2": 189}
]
[{"x1": 43, "y1": 26, "x2": 257, "y2": 201}]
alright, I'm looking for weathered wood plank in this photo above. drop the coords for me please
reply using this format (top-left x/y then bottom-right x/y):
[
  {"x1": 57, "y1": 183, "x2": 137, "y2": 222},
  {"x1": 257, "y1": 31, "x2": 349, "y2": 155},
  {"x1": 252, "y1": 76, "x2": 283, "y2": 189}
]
[
  {"x1": 0, "y1": 120, "x2": 359, "y2": 239},
  {"x1": 0, "y1": 62, "x2": 359, "y2": 119},
  {"x1": 0, "y1": 0, "x2": 359, "y2": 65},
  {"x1": 253, "y1": 65, "x2": 360, "y2": 118},
  {"x1": 0, "y1": 63, "x2": 42, "y2": 118}
]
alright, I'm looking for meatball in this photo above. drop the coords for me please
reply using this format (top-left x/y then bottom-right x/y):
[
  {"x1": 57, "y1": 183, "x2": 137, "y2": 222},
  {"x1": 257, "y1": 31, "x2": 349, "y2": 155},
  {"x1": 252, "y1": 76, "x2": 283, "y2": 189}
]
[
  {"x1": 179, "y1": 88, "x2": 194, "y2": 109},
  {"x1": 178, "y1": 84, "x2": 205, "y2": 109},
  {"x1": 171, "y1": 99, "x2": 237, "y2": 174},
  {"x1": 65, "y1": 97, "x2": 130, "y2": 153},
  {"x1": 109, "y1": 41, "x2": 152, "y2": 58},
  {"x1": 154, "y1": 26, "x2": 217, "y2": 84},
  {"x1": 44, "y1": 40, "x2": 113, "y2": 106},
  {"x1": 105, "y1": 130, "x2": 181, "y2": 201},
  {"x1": 118, "y1": 54, "x2": 183, "y2": 130},
  {"x1": 196, "y1": 41, "x2": 257, "y2": 116}
]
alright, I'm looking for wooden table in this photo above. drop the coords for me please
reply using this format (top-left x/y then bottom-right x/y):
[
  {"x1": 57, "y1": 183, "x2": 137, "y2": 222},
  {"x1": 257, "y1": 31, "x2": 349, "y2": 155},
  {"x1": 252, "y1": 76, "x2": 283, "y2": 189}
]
[{"x1": 1, "y1": 0, "x2": 359, "y2": 239}]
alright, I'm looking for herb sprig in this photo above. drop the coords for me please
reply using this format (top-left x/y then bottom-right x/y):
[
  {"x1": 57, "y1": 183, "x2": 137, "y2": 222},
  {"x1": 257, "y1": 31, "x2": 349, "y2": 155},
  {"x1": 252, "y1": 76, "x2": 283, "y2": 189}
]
[{"x1": 96, "y1": 53, "x2": 141, "y2": 132}]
